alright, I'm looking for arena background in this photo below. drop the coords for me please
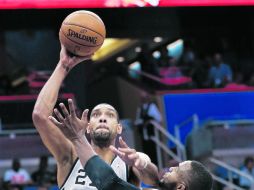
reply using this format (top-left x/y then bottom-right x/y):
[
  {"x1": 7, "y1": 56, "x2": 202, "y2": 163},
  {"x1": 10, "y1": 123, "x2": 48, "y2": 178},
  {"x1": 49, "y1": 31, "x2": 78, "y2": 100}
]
[{"x1": 0, "y1": 1, "x2": 254, "y2": 190}]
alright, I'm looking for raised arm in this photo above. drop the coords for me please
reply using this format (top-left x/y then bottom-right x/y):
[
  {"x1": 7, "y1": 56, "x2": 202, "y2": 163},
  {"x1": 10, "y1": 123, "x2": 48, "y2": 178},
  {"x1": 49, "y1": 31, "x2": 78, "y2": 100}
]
[{"x1": 32, "y1": 45, "x2": 91, "y2": 185}]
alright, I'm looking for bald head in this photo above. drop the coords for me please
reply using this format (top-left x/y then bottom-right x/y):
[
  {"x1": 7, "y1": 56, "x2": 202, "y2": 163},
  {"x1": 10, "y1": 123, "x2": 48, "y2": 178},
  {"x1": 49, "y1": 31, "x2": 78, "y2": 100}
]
[
  {"x1": 90, "y1": 103, "x2": 119, "y2": 122},
  {"x1": 185, "y1": 161, "x2": 213, "y2": 190}
]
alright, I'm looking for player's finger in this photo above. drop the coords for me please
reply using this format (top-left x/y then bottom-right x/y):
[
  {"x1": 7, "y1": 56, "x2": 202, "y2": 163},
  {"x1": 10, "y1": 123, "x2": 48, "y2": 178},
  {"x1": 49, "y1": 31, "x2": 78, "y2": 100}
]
[
  {"x1": 110, "y1": 145, "x2": 125, "y2": 157},
  {"x1": 134, "y1": 158, "x2": 140, "y2": 168},
  {"x1": 128, "y1": 153, "x2": 139, "y2": 160},
  {"x1": 118, "y1": 147, "x2": 136, "y2": 154},
  {"x1": 48, "y1": 116, "x2": 63, "y2": 127},
  {"x1": 68, "y1": 99, "x2": 77, "y2": 117},
  {"x1": 59, "y1": 103, "x2": 70, "y2": 118},
  {"x1": 119, "y1": 136, "x2": 129, "y2": 148},
  {"x1": 54, "y1": 108, "x2": 65, "y2": 122},
  {"x1": 81, "y1": 109, "x2": 89, "y2": 122}
]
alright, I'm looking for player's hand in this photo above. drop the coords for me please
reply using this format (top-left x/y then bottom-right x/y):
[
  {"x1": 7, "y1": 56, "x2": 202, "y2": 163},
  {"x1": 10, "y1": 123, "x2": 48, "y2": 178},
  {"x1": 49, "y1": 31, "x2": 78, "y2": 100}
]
[
  {"x1": 59, "y1": 45, "x2": 93, "y2": 70},
  {"x1": 110, "y1": 137, "x2": 150, "y2": 170},
  {"x1": 48, "y1": 98, "x2": 89, "y2": 142}
]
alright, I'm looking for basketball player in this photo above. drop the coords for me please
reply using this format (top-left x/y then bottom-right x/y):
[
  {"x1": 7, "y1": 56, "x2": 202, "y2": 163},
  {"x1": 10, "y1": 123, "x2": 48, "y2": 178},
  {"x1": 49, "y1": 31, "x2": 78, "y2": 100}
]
[
  {"x1": 49, "y1": 99, "x2": 213, "y2": 190},
  {"x1": 32, "y1": 45, "x2": 158, "y2": 190}
]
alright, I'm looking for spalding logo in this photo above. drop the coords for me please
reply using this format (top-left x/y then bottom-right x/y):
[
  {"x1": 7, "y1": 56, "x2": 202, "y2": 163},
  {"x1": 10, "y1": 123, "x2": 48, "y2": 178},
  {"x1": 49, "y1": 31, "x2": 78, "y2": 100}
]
[{"x1": 67, "y1": 29, "x2": 97, "y2": 45}]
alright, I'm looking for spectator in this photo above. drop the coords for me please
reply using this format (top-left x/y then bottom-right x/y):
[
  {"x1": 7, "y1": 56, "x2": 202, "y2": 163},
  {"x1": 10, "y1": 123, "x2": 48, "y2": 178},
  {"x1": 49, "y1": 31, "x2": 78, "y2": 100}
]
[
  {"x1": 224, "y1": 72, "x2": 250, "y2": 90},
  {"x1": 158, "y1": 53, "x2": 193, "y2": 87},
  {"x1": 182, "y1": 45, "x2": 196, "y2": 68},
  {"x1": 214, "y1": 166, "x2": 229, "y2": 190},
  {"x1": 159, "y1": 56, "x2": 183, "y2": 78},
  {"x1": 208, "y1": 52, "x2": 233, "y2": 88},
  {"x1": 239, "y1": 156, "x2": 254, "y2": 190},
  {"x1": 190, "y1": 58, "x2": 210, "y2": 88},
  {"x1": 135, "y1": 92, "x2": 162, "y2": 165},
  {"x1": 3, "y1": 158, "x2": 32, "y2": 190},
  {"x1": 157, "y1": 46, "x2": 170, "y2": 68},
  {"x1": 135, "y1": 92, "x2": 162, "y2": 127}
]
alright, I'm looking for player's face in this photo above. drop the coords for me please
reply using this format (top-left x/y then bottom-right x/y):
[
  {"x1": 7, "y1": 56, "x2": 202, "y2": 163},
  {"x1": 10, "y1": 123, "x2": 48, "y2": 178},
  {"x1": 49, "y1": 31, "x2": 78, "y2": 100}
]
[
  {"x1": 159, "y1": 161, "x2": 191, "y2": 190},
  {"x1": 87, "y1": 104, "x2": 122, "y2": 147}
]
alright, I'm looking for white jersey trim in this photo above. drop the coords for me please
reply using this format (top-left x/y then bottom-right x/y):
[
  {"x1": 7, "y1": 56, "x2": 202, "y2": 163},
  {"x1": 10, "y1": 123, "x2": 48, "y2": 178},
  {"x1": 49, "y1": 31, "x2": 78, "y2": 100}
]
[{"x1": 60, "y1": 156, "x2": 128, "y2": 190}]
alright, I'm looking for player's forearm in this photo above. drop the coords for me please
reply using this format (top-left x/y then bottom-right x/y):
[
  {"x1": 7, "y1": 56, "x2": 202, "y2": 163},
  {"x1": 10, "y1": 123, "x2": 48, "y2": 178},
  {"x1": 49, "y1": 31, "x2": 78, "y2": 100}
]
[
  {"x1": 134, "y1": 152, "x2": 159, "y2": 185},
  {"x1": 137, "y1": 162, "x2": 159, "y2": 186},
  {"x1": 73, "y1": 136, "x2": 97, "y2": 167},
  {"x1": 33, "y1": 62, "x2": 68, "y2": 117},
  {"x1": 84, "y1": 156, "x2": 140, "y2": 190}
]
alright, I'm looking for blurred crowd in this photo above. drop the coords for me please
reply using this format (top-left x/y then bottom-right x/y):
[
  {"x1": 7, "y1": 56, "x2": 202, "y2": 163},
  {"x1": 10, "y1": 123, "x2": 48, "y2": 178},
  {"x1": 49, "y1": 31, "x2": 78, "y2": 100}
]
[
  {"x1": 136, "y1": 38, "x2": 254, "y2": 90},
  {"x1": 0, "y1": 156, "x2": 57, "y2": 190},
  {"x1": 214, "y1": 156, "x2": 254, "y2": 190}
]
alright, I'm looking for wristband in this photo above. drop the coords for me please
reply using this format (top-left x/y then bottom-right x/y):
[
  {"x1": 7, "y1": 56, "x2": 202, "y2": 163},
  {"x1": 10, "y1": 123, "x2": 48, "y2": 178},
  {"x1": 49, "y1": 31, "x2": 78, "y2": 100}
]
[{"x1": 137, "y1": 152, "x2": 151, "y2": 170}]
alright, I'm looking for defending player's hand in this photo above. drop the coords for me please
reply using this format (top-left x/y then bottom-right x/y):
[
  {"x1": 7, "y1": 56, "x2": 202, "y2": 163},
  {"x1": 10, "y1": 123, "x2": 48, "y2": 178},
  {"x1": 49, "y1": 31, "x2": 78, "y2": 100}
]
[
  {"x1": 48, "y1": 98, "x2": 89, "y2": 141},
  {"x1": 110, "y1": 137, "x2": 150, "y2": 170},
  {"x1": 59, "y1": 45, "x2": 93, "y2": 70}
]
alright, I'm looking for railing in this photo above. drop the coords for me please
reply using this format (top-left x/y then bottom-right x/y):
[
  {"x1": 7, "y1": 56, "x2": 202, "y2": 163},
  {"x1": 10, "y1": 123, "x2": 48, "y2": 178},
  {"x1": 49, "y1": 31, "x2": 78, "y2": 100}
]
[
  {"x1": 0, "y1": 129, "x2": 37, "y2": 136},
  {"x1": 212, "y1": 174, "x2": 247, "y2": 190},
  {"x1": 146, "y1": 118, "x2": 253, "y2": 190},
  {"x1": 204, "y1": 119, "x2": 254, "y2": 129},
  {"x1": 128, "y1": 67, "x2": 163, "y2": 83},
  {"x1": 210, "y1": 158, "x2": 254, "y2": 190},
  {"x1": 174, "y1": 114, "x2": 199, "y2": 160},
  {"x1": 144, "y1": 120, "x2": 186, "y2": 169}
]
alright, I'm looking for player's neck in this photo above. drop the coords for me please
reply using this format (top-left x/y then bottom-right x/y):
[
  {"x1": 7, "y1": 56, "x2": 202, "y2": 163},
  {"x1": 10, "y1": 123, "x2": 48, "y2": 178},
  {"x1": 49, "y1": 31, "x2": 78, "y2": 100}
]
[{"x1": 93, "y1": 145, "x2": 115, "y2": 164}]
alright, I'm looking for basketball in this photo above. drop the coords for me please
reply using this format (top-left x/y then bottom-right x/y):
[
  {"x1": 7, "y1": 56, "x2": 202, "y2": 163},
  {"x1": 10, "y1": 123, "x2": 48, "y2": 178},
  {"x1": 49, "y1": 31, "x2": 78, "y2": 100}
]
[{"x1": 59, "y1": 10, "x2": 106, "y2": 56}]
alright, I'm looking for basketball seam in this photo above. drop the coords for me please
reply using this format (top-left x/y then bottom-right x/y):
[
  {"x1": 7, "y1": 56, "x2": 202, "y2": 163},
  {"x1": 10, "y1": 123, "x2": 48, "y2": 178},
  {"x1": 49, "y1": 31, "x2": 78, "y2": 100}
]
[
  {"x1": 60, "y1": 29, "x2": 103, "y2": 47},
  {"x1": 63, "y1": 22, "x2": 105, "y2": 38},
  {"x1": 70, "y1": 12, "x2": 105, "y2": 25}
]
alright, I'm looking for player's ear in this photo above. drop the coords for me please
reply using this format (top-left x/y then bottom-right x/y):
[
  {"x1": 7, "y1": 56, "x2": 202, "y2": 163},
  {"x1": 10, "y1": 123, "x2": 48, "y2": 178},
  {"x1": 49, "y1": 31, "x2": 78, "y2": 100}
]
[
  {"x1": 177, "y1": 183, "x2": 186, "y2": 190},
  {"x1": 86, "y1": 123, "x2": 91, "y2": 133},
  {"x1": 117, "y1": 123, "x2": 122, "y2": 134}
]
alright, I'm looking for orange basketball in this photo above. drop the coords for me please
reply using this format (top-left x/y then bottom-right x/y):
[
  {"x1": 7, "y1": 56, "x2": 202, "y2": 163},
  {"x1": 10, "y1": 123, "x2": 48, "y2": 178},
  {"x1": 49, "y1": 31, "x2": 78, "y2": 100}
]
[{"x1": 59, "y1": 10, "x2": 106, "y2": 56}]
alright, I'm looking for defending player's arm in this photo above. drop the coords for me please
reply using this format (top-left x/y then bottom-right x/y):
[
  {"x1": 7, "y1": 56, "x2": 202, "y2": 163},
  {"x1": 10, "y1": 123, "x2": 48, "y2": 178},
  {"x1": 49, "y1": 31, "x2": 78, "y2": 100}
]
[
  {"x1": 73, "y1": 139, "x2": 140, "y2": 190},
  {"x1": 84, "y1": 156, "x2": 140, "y2": 190},
  {"x1": 130, "y1": 153, "x2": 159, "y2": 186},
  {"x1": 32, "y1": 45, "x2": 91, "y2": 185},
  {"x1": 110, "y1": 138, "x2": 159, "y2": 186}
]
